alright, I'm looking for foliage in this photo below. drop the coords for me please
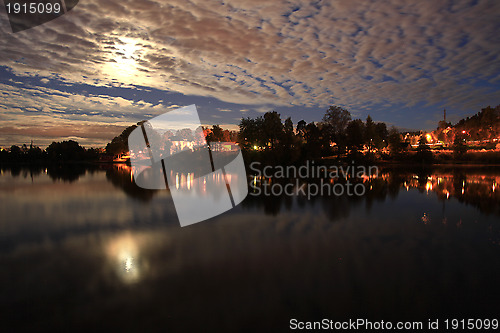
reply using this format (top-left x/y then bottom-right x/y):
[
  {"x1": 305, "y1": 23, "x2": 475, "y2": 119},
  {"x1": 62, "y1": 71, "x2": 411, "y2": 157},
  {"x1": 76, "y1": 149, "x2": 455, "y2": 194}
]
[
  {"x1": 46, "y1": 140, "x2": 86, "y2": 161},
  {"x1": 453, "y1": 133, "x2": 468, "y2": 159},
  {"x1": 296, "y1": 120, "x2": 307, "y2": 138},
  {"x1": 346, "y1": 119, "x2": 365, "y2": 150},
  {"x1": 415, "y1": 136, "x2": 433, "y2": 163},
  {"x1": 206, "y1": 125, "x2": 224, "y2": 142},
  {"x1": 322, "y1": 105, "x2": 352, "y2": 150},
  {"x1": 236, "y1": 106, "x2": 403, "y2": 162},
  {"x1": 263, "y1": 111, "x2": 284, "y2": 149},
  {"x1": 1, "y1": 141, "x2": 97, "y2": 163},
  {"x1": 454, "y1": 105, "x2": 500, "y2": 141},
  {"x1": 302, "y1": 122, "x2": 324, "y2": 159},
  {"x1": 238, "y1": 116, "x2": 265, "y2": 150},
  {"x1": 106, "y1": 123, "x2": 141, "y2": 156},
  {"x1": 388, "y1": 126, "x2": 403, "y2": 155}
]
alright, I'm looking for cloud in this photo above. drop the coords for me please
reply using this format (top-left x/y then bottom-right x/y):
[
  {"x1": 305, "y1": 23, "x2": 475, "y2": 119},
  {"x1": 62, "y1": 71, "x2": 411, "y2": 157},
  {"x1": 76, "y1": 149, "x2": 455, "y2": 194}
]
[
  {"x1": 0, "y1": 82, "x2": 173, "y2": 146},
  {"x1": 255, "y1": 106, "x2": 274, "y2": 114},
  {"x1": 0, "y1": 0, "x2": 499, "y2": 132}
]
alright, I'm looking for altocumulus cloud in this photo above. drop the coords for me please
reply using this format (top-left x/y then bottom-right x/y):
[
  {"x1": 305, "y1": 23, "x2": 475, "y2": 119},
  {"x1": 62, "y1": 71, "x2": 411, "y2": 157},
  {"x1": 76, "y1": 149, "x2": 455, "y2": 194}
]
[
  {"x1": 0, "y1": 82, "x2": 177, "y2": 146},
  {"x1": 1, "y1": 0, "x2": 500, "y2": 138}
]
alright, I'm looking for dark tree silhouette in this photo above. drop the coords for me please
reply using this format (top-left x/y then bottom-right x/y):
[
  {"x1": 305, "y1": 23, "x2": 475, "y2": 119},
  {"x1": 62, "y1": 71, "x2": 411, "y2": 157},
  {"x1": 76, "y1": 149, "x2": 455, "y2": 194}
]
[
  {"x1": 238, "y1": 116, "x2": 264, "y2": 150},
  {"x1": 46, "y1": 140, "x2": 86, "y2": 161},
  {"x1": 346, "y1": 119, "x2": 365, "y2": 151},
  {"x1": 106, "y1": 122, "x2": 142, "y2": 156},
  {"x1": 263, "y1": 111, "x2": 284, "y2": 150},
  {"x1": 453, "y1": 133, "x2": 468, "y2": 159},
  {"x1": 388, "y1": 126, "x2": 403, "y2": 156},
  {"x1": 416, "y1": 136, "x2": 433, "y2": 163},
  {"x1": 322, "y1": 106, "x2": 351, "y2": 146}
]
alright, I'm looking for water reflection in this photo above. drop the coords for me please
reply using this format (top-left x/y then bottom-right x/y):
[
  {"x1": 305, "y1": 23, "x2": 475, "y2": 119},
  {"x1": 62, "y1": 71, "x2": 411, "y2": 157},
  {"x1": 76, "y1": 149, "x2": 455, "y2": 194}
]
[
  {"x1": 106, "y1": 232, "x2": 144, "y2": 284},
  {"x1": 245, "y1": 166, "x2": 500, "y2": 218},
  {"x1": 8, "y1": 164, "x2": 100, "y2": 183},
  {"x1": 104, "y1": 164, "x2": 158, "y2": 201},
  {"x1": 1, "y1": 164, "x2": 500, "y2": 330},
  {"x1": 1, "y1": 164, "x2": 499, "y2": 219}
]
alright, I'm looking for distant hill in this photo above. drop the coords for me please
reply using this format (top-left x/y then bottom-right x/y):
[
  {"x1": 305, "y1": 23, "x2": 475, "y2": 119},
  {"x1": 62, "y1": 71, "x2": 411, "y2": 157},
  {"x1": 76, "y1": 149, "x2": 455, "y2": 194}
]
[{"x1": 454, "y1": 105, "x2": 500, "y2": 140}]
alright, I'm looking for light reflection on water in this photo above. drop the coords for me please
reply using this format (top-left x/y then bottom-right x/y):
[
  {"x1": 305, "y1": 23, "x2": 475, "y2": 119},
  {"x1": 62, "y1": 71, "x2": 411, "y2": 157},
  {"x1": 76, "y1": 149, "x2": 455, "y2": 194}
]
[
  {"x1": 106, "y1": 233, "x2": 143, "y2": 284},
  {"x1": 0, "y1": 164, "x2": 499, "y2": 331}
]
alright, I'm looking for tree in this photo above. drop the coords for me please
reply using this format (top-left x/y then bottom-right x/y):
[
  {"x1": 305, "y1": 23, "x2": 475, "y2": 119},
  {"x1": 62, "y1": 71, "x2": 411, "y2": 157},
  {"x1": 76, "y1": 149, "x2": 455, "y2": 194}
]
[
  {"x1": 388, "y1": 126, "x2": 403, "y2": 155},
  {"x1": 9, "y1": 145, "x2": 22, "y2": 158},
  {"x1": 303, "y1": 122, "x2": 323, "y2": 158},
  {"x1": 206, "y1": 125, "x2": 232, "y2": 151},
  {"x1": 453, "y1": 133, "x2": 468, "y2": 159},
  {"x1": 85, "y1": 147, "x2": 100, "y2": 160},
  {"x1": 346, "y1": 119, "x2": 365, "y2": 152},
  {"x1": 296, "y1": 120, "x2": 307, "y2": 138},
  {"x1": 142, "y1": 122, "x2": 163, "y2": 153},
  {"x1": 374, "y1": 122, "x2": 388, "y2": 148},
  {"x1": 263, "y1": 111, "x2": 284, "y2": 149},
  {"x1": 194, "y1": 126, "x2": 206, "y2": 145},
  {"x1": 27, "y1": 145, "x2": 44, "y2": 160},
  {"x1": 364, "y1": 115, "x2": 376, "y2": 150},
  {"x1": 480, "y1": 106, "x2": 497, "y2": 127},
  {"x1": 106, "y1": 123, "x2": 140, "y2": 156},
  {"x1": 46, "y1": 140, "x2": 86, "y2": 161},
  {"x1": 363, "y1": 115, "x2": 387, "y2": 150},
  {"x1": 238, "y1": 116, "x2": 264, "y2": 150},
  {"x1": 322, "y1": 106, "x2": 352, "y2": 151},
  {"x1": 283, "y1": 117, "x2": 295, "y2": 148},
  {"x1": 438, "y1": 120, "x2": 451, "y2": 129},
  {"x1": 177, "y1": 128, "x2": 194, "y2": 141},
  {"x1": 416, "y1": 136, "x2": 433, "y2": 163},
  {"x1": 284, "y1": 117, "x2": 294, "y2": 135}
]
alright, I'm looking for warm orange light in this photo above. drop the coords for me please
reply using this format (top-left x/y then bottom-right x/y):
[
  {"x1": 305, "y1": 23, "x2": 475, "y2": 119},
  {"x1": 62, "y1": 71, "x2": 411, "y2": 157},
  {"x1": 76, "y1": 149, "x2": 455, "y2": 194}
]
[{"x1": 106, "y1": 233, "x2": 141, "y2": 284}]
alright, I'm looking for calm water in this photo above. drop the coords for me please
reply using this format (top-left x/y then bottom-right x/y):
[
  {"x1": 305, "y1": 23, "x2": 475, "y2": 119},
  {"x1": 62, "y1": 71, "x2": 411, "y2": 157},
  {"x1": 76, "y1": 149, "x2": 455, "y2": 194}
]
[{"x1": 1, "y1": 164, "x2": 499, "y2": 331}]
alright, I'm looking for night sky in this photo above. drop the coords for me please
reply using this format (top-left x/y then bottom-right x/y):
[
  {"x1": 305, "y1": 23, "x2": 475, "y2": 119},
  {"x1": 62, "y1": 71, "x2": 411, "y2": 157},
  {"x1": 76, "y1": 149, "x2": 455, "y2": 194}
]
[{"x1": 1, "y1": 0, "x2": 500, "y2": 147}]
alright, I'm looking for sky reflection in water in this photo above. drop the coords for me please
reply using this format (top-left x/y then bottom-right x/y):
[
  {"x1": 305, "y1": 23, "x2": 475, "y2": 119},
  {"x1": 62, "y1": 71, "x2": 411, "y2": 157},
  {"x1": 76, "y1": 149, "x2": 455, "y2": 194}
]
[{"x1": 0, "y1": 165, "x2": 499, "y2": 331}]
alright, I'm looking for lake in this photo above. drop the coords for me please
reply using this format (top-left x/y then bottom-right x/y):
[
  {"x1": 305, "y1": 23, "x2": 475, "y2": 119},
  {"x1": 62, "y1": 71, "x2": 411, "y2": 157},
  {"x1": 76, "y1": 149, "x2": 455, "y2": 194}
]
[{"x1": 1, "y1": 164, "x2": 499, "y2": 331}]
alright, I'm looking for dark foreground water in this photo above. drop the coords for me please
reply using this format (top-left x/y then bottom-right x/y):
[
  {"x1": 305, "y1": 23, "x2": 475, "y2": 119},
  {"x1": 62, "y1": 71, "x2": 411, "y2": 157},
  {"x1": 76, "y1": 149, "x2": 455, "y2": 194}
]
[{"x1": 0, "y1": 164, "x2": 499, "y2": 331}]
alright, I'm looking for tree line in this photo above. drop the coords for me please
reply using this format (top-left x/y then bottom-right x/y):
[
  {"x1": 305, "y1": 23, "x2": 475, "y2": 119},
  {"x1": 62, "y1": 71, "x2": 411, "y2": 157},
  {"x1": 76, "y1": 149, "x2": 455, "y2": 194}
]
[
  {"x1": 0, "y1": 106, "x2": 413, "y2": 164},
  {"x1": 0, "y1": 140, "x2": 100, "y2": 163},
  {"x1": 231, "y1": 106, "x2": 406, "y2": 164},
  {"x1": 2, "y1": 104, "x2": 498, "y2": 165}
]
